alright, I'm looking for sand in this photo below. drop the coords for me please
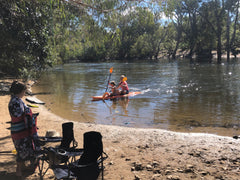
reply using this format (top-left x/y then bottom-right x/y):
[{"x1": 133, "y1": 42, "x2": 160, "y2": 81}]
[{"x1": 1, "y1": 80, "x2": 240, "y2": 180}]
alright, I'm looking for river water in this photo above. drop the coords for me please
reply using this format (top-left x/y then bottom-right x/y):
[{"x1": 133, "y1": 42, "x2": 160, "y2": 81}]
[{"x1": 32, "y1": 59, "x2": 240, "y2": 137}]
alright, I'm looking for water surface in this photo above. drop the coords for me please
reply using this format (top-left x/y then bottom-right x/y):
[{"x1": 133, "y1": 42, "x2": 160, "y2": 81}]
[{"x1": 32, "y1": 60, "x2": 240, "y2": 136}]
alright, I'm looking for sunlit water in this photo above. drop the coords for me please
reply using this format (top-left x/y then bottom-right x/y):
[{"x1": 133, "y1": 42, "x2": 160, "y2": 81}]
[{"x1": 32, "y1": 59, "x2": 240, "y2": 136}]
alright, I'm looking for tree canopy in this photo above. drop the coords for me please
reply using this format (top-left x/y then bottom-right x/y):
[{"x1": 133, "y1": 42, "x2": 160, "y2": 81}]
[{"x1": 0, "y1": 0, "x2": 240, "y2": 79}]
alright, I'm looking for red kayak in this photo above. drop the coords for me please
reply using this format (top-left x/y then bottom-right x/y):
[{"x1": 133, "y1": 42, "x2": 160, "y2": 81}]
[{"x1": 92, "y1": 91, "x2": 141, "y2": 101}]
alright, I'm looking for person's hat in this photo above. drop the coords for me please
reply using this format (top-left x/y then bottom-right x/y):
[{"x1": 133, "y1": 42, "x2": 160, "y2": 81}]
[{"x1": 110, "y1": 81, "x2": 116, "y2": 85}]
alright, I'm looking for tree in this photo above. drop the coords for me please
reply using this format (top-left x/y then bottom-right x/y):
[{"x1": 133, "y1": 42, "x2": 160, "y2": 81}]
[
  {"x1": 182, "y1": 0, "x2": 199, "y2": 58},
  {"x1": 106, "y1": 7, "x2": 159, "y2": 59},
  {"x1": 0, "y1": 0, "x2": 52, "y2": 79},
  {"x1": 225, "y1": 0, "x2": 239, "y2": 60},
  {"x1": 198, "y1": 0, "x2": 226, "y2": 63}
]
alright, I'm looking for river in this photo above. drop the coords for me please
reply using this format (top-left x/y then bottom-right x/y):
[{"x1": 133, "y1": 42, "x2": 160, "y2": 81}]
[{"x1": 32, "y1": 59, "x2": 240, "y2": 137}]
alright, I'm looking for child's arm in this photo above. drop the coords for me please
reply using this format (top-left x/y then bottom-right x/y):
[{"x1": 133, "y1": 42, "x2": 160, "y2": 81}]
[{"x1": 116, "y1": 82, "x2": 122, "y2": 89}]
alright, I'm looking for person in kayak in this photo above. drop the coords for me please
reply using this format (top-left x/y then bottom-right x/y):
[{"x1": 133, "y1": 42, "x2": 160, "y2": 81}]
[
  {"x1": 102, "y1": 81, "x2": 120, "y2": 99},
  {"x1": 117, "y1": 75, "x2": 129, "y2": 95}
]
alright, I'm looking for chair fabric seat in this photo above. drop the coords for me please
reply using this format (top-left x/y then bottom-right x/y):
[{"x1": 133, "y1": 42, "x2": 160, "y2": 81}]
[
  {"x1": 53, "y1": 162, "x2": 100, "y2": 180},
  {"x1": 53, "y1": 165, "x2": 76, "y2": 179}
]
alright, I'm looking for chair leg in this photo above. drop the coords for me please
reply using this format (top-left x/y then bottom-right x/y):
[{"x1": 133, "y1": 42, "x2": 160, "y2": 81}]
[
  {"x1": 101, "y1": 155, "x2": 104, "y2": 180},
  {"x1": 38, "y1": 158, "x2": 44, "y2": 179},
  {"x1": 38, "y1": 155, "x2": 50, "y2": 179}
]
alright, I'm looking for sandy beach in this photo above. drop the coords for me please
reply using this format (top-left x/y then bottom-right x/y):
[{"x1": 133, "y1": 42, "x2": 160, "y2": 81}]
[{"x1": 1, "y1": 80, "x2": 240, "y2": 179}]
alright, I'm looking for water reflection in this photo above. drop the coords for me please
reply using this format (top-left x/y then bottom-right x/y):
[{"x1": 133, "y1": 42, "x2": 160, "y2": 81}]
[
  {"x1": 103, "y1": 98, "x2": 130, "y2": 125},
  {"x1": 32, "y1": 60, "x2": 240, "y2": 136},
  {"x1": 165, "y1": 63, "x2": 240, "y2": 134}
]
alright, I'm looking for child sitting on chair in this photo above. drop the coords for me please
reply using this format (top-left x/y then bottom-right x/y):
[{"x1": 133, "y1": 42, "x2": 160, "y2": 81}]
[{"x1": 103, "y1": 81, "x2": 120, "y2": 99}]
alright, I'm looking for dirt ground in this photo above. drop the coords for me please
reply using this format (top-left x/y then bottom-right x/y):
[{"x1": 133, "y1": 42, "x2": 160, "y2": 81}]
[{"x1": 1, "y1": 79, "x2": 240, "y2": 180}]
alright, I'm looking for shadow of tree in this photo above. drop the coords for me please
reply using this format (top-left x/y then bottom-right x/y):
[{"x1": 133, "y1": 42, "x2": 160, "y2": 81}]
[
  {"x1": 0, "y1": 159, "x2": 38, "y2": 179},
  {"x1": 0, "y1": 171, "x2": 19, "y2": 180},
  {"x1": 0, "y1": 161, "x2": 16, "y2": 167},
  {"x1": 0, "y1": 135, "x2": 12, "y2": 151},
  {"x1": 0, "y1": 135, "x2": 11, "y2": 141},
  {"x1": 0, "y1": 160, "x2": 17, "y2": 180},
  {"x1": 0, "y1": 170, "x2": 38, "y2": 180}
]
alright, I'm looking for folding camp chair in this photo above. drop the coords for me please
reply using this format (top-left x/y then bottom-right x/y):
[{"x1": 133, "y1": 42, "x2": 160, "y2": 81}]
[
  {"x1": 37, "y1": 122, "x2": 79, "y2": 179},
  {"x1": 51, "y1": 131, "x2": 108, "y2": 180},
  {"x1": 59, "y1": 122, "x2": 78, "y2": 150}
]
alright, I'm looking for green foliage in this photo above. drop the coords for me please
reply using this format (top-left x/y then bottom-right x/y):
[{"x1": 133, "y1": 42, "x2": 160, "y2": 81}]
[
  {"x1": 130, "y1": 34, "x2": 153, "y2": 59},
  {"x1": 105, "y1": 7, "x2": 162, "y2": 59},
  {"x1": 1, "y1": 0, "x2": 240, "y2": 79},
  {"x1": 0, "y1": 0, "x2": 52, "y2": 79}
]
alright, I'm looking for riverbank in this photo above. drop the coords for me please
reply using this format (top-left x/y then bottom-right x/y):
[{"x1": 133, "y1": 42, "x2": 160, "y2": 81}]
[{"x1": 1, "y1": 81, "x2": 240, "y2": 179}]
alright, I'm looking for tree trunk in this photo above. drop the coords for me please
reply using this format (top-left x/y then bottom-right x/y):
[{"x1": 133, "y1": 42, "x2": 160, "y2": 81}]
[
  {"x1": 172, "y1": 30, "x2": 181, "y2": 59},
  {"x1": 217, "y1": 32, "x2": 222, "y2": 63},
  {"x1": 154, "y1": 30, "x2": 168, "y2": 60},
  {"x1": 216, "y1": 11, "x2": 223, "y2": 63},
  {"x1": 188, "y1": 13, "x2": 197, "y2": 58},
  {"x1": 230, "y1": 0, "x2": 239, "y2": 57},
  {"x1": 226, "y1": 10, "x2": 230, "y2": 61}
]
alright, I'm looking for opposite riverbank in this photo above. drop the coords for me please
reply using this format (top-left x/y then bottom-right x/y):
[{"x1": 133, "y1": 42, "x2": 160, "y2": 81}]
[{"x1": 1, "y1": 80, "x2": 240, "y2": 179}]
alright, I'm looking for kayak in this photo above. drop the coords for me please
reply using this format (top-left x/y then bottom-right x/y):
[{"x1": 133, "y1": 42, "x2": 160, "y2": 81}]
[
  {"x1": 26, "y1": 97, "x2": 45, "y2": 104},
  {"x1": 27, "y1": 104, "x2": 39, "y2": 108},
  {"x1": 92, "y1": 91, "x2": 141, "y2": 101}
]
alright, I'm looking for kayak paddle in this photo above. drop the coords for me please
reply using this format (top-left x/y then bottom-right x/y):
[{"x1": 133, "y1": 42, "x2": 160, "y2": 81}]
[{"x1": 105, "y1": 67, "x2": 113, "y2": 92}]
